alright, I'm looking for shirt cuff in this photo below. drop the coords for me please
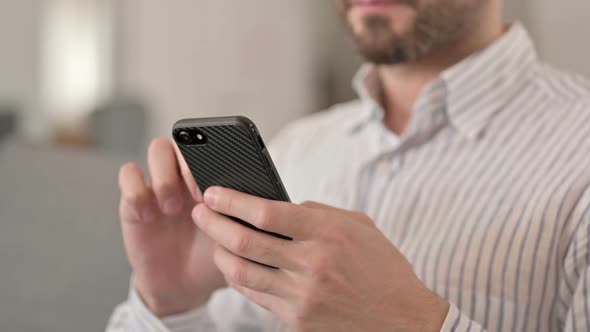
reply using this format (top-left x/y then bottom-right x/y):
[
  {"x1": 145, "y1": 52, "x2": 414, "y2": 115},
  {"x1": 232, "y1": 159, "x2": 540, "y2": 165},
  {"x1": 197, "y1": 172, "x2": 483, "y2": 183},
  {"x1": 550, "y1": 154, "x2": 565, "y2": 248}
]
[
  {"x1": 129, "y1": 286, "x2": 216, "y2": 332},
  {"x1": 439, "y1": 302, "x2": 485, "y2": 332}
]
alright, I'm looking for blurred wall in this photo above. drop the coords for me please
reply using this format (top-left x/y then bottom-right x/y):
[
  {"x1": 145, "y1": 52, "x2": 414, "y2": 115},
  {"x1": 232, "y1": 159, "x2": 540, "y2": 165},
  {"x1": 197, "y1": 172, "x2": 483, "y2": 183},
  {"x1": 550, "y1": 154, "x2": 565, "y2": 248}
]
[
  {"x1": 0, "y1": 0, "x2": 44, "y2": 139},
  {"x1": 115, "y1": 0, "x2": 326, "y2": 140},
  {"x1": 503, "y1": 0, "x2": 528, "y2": 23},
  {"x1": 526, "y1": 0, "x2": 590, "y2": 78}
]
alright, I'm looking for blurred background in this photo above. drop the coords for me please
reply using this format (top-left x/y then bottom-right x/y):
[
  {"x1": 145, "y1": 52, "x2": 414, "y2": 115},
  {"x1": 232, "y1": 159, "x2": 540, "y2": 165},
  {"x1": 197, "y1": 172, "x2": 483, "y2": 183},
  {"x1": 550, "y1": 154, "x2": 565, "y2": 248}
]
[{"x1": 0, "y1": 0, "x2": 589, "y2": 331}]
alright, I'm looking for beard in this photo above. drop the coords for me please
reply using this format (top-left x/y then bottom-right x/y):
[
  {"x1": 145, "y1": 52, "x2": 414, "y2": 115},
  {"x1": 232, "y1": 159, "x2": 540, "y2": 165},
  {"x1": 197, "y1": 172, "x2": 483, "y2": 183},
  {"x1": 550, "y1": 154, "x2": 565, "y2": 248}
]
[{"x1": 341, "y1": 0, "x2": 482, "y2": 65}]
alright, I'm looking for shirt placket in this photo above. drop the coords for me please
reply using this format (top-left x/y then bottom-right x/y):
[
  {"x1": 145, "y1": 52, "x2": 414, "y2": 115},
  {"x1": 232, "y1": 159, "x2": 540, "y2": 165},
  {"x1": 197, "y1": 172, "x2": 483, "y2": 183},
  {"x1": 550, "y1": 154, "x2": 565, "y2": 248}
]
[{"x1": 353, "y1": 119, "x2": 402, "y2": 213}]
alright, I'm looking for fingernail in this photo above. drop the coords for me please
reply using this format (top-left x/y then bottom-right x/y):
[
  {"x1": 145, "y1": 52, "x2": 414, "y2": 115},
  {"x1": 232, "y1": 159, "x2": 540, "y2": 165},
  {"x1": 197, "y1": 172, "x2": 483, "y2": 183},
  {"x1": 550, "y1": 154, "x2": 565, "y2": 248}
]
[
  {"x1": 142, "y1": 208, "x2": 157, "y2": 223},
  {"x1": 163, "y1": 196, "x2": 182, "y2": 215},
  {"x1": 204, "y1": 187, "x2": 219, "y2": 207},
  {"x1": 192, "y1": 204, "x2": 203, "y2": 223}
]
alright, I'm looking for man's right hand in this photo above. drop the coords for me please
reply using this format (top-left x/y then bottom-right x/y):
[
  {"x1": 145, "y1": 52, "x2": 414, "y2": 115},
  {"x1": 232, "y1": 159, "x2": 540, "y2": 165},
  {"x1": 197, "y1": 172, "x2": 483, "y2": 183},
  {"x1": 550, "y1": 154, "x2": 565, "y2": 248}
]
[{"x1": 118, "y1": 138, "x2": 226, "y2": 317}]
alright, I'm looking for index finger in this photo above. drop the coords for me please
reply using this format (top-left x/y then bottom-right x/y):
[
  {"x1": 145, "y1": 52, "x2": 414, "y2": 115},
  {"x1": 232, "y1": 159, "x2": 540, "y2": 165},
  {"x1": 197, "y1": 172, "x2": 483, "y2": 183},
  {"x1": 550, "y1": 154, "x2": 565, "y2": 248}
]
[{"x1": 203, "y1": 187, "x2": 316, "y2": 240}]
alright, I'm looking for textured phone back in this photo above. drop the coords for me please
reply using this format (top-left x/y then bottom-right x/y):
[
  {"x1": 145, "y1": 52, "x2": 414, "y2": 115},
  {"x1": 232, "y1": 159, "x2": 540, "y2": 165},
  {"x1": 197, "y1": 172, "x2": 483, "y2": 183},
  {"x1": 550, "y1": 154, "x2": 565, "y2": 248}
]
[{"x1": 176, "y1": 124, "x2": 287, "y2": 202}]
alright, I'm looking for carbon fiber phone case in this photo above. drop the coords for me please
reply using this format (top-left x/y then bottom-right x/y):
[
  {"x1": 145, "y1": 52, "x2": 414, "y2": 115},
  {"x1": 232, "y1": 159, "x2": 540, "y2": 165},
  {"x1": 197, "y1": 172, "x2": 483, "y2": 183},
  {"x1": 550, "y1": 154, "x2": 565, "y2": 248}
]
[
  {"x1": 173, "y1": 116, "x2": 290, "y2": 203},
  {"x1": 173, "y1": 117, "x2": 290, "y2": 241}
]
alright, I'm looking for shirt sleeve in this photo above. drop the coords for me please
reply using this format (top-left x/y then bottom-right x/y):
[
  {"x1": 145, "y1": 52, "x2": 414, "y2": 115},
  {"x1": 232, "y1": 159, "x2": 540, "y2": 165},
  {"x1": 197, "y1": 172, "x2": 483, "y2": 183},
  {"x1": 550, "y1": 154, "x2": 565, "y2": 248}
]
[
  {"x1": 106, "y1": 285, "x2": 268, "y2": 332},
  {"x1": 106, "y1": 287, "x2": 217, "y2": 332}
]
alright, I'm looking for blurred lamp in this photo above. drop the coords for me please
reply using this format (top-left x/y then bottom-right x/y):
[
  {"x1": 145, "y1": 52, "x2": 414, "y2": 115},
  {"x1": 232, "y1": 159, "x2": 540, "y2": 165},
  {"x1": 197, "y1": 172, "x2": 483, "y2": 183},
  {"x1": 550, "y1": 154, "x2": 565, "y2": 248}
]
[{"x1": 41, "y1": 0, "x2": 113, "y2": 133}]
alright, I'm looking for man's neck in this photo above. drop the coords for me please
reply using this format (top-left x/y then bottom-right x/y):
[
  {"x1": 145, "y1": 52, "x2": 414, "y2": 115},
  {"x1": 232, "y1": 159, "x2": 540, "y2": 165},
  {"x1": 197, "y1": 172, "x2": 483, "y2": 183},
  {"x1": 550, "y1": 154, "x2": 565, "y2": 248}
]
[{"x1": 379, "y1": 14, "x2": 505, "y2": 135}]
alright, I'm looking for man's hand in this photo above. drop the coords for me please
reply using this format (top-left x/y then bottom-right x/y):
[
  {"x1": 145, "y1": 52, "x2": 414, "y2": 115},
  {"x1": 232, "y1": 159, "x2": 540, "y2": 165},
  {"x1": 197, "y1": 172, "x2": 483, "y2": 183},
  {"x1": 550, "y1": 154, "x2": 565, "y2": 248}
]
[
  {"x1": 118, "y1": 138, "x2": 226, "y2": 317},
  {"x1": 193, "y1": 187, "x2": 449, "y2": 332}
]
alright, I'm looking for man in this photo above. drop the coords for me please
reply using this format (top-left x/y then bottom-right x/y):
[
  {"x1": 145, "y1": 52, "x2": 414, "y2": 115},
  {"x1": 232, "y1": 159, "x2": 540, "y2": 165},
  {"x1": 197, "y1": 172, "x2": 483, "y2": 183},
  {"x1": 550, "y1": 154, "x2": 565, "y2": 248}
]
[{"x1": 108, "y1": 0, "x2": 590, "y2": 331}]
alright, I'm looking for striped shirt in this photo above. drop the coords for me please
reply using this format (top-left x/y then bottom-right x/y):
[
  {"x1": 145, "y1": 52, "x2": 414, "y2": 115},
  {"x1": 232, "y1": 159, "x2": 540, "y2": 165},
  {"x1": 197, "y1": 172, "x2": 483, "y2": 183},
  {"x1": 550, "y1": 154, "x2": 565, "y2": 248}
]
[{"x1": 108, "y1": 22, "x2": 590, "y2": 332}]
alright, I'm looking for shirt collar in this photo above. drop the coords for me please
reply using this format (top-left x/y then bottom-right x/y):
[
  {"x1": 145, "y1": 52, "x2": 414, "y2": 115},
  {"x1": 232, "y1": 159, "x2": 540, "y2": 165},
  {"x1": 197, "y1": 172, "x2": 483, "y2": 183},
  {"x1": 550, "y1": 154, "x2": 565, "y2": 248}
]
[
  {"x1": 348, "y1": 22, "x2": 538, "y2": 139},
  {"x1": 347, "y1": 65, "x2": 384, "y2": 134}
]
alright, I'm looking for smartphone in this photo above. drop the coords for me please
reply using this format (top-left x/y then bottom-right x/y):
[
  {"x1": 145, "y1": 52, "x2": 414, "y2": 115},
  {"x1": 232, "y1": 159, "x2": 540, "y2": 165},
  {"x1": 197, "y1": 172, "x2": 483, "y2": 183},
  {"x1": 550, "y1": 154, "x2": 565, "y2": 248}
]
[{"x1": 173, "y1": 116, "x2": 290, "y2": 240}]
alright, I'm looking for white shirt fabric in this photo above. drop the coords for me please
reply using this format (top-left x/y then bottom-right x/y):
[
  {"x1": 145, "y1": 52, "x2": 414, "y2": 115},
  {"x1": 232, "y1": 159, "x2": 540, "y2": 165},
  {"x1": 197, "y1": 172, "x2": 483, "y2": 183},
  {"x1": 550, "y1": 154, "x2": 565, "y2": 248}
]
[{"x1": 107, "y1": 23, "x2": 590, "y2": 332}]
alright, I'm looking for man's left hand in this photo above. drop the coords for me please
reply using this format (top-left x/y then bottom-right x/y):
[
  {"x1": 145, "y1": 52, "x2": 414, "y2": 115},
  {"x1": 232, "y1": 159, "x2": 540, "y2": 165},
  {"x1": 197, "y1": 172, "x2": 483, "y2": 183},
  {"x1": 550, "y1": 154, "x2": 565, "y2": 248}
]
[{"x1": 193, "y1": 187, "x2": 449, "y2": 332}]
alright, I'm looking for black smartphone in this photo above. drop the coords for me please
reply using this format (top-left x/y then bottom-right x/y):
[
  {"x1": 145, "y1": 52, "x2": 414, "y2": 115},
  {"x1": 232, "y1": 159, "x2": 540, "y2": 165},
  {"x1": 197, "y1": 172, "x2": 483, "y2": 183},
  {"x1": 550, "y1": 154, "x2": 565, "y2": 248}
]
[{"x1": 173, "y1": 116, "x2": 291, "y2": 240}]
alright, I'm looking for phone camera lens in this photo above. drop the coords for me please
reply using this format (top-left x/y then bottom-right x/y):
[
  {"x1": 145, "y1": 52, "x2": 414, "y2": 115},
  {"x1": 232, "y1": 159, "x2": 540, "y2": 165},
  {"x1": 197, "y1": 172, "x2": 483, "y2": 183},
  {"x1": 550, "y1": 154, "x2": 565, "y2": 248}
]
[
  {"x1": 177, "y1": 131, "x2": 192, "y2": 144},
  {"x1": 175, "y1": 129, "x2": 207, "y2": 145},
  {"x1": 194, "y1": 130, "x2": 207, "y2": 145}
]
